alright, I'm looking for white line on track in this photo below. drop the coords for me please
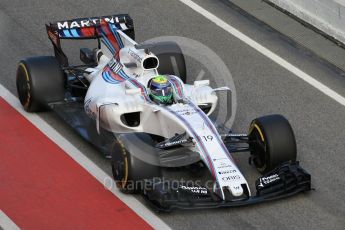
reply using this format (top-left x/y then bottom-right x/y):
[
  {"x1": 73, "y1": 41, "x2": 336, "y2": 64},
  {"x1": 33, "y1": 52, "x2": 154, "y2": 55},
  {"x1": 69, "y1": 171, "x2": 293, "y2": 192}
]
[
  {"x1": 0, "y1": 210, "x2": 20, "y2": 230},
  {"x1": 0, "y1": 84, "x2": 171, "y2": 230},
  {"x1": 179, "y1": 0, "x2": 345, "y2": 107}
]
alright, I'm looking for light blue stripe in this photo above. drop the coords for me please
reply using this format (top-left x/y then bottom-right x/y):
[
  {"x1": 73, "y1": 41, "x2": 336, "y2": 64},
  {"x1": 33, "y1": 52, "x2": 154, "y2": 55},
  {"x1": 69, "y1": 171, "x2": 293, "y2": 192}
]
[
  {"x1": 119, "y1": 70, "x2": 137, "y2": 87},
  {"x1": 111, "y1": 25, "x2": 124, "y2": 48},
  {"x1": 165, "y1": 106, "x2": 217, "y2": 177},
  {"x1": 169, "y1": 80, "x2": 179, "y2": 97},
  {"x1": 63, "y1": 30, "x2": 72, "y2": 38},
  {"x1": 118, "y1": 71, "x2": 136, "y2": 88},
  {"x1": 102, "y1": 71, "x2": 118, "y2": 84},
  {"x1": 171, "y1": 78, "x2": 183, "y2": 97},
  {"x1": 101, "y1": 37, "x2": 114, "y2": 53},
  {"x1": 101, "y1": 28, "x2": 115, "y2": 50},
  {"x1": 102, "y1": 72, "x2": 112, "y2": 83},
  {"x1": 105, "y1": 72, "x2": 119, "y2": 83},
  {"x1": 120, "y1": 70, "x2": 151, "y2": 101},
  {"x1": 101, "y1": 37, "x2": 115, "y2": 54},
  {"x1": 104, "y1": 37, "x2": 116, "y2": 53},
  {"x1": 70, "y1": 29, "x2": 80, "y2": 37},
  {"x1": 104, "y1": 72, "x2": 114, "y2": 82},
  {"x1": 110, "y1": 24, "x2": 122, "y2": 47},
  {"x1": 118, "y1": 70, "x2": 129, "y2": 79},
  {"x1": 188, "y1": 101, "x2": 235, "y2": 162},
  {"x1": 101, "y1": 30, "x2": 117, "y2": 54}
]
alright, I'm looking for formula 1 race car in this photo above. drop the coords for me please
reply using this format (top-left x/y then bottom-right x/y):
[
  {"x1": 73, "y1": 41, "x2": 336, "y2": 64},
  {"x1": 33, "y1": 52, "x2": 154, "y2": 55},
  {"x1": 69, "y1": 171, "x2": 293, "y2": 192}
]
[{"x1": 16, "y1": 14, "x2": 311, "y2": 211}]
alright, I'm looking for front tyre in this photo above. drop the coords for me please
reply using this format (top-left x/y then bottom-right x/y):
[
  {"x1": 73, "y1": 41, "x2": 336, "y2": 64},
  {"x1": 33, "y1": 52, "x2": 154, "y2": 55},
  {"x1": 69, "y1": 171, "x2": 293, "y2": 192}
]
[
  {"x1": 111, "y1": 140, "x2": 162, "y2": 194},
  {"x1": 248, "y1": 114, "x2": 297, "y2": 174}
]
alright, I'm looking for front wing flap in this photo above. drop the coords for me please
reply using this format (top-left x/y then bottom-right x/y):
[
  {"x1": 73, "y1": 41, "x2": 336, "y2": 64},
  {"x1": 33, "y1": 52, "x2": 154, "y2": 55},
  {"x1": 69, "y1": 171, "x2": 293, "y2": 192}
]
[{"x1": 142, "y1": 161, "x2": 311, "y2": 211}]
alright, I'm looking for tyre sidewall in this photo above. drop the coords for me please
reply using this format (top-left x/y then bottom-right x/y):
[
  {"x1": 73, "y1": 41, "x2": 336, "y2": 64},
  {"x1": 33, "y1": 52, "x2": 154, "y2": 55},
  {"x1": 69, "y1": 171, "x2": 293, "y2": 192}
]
[
  {"x1": 16, "y1": 56, "x2": 65, "y2": 112},
  {"x1": 111, "y1": 140, "x2": 162, "y2": 193},
  {"x1": 250, "y1": 115, "x2": 297, "y2": 173}
]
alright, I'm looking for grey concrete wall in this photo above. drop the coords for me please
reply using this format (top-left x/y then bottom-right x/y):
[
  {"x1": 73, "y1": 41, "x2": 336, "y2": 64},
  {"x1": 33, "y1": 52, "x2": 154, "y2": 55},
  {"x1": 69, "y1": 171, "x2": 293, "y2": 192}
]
[{"x1": 267, "y1": 0, "x2": 345, "y2": 44}]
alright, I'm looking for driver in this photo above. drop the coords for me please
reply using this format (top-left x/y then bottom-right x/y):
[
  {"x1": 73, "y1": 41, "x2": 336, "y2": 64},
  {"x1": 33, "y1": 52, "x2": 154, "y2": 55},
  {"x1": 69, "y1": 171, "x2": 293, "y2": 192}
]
[{"x1": 148, "y1": 75, "x2": 174, "y2": 105}]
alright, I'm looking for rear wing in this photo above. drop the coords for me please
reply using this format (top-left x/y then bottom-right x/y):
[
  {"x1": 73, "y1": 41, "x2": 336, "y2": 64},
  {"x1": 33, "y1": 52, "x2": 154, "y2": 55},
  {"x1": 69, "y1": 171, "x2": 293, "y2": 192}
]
[{"x1": 46, "y1": 14, "x2": 134, "y2": 66}]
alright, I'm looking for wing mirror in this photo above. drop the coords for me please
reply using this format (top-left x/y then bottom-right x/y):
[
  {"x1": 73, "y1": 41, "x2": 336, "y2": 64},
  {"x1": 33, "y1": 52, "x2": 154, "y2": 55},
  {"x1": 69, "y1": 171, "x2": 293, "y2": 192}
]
[
  {"x1": 212, "y1": 86, "x2": 231, "y2": 92},
  {"x1": 125, "y1": 88, "x2": 142, "y2": 95},
  {"x1": 194, "y1": 80, "x2": 210, "y2": 88}
]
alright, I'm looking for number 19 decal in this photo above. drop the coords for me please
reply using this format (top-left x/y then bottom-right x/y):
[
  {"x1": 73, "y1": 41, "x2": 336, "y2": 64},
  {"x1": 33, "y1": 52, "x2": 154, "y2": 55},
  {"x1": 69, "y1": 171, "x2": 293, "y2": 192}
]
[{"x1": 202, "y1": 135, "x2": 214, "y2": 142}]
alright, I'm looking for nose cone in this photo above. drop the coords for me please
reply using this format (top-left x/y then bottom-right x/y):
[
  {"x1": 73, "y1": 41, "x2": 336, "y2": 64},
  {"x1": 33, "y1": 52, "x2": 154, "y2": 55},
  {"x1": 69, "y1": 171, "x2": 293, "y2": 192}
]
[{"x1": 228, "y1": 185, "x2": 244, "y2": 197}]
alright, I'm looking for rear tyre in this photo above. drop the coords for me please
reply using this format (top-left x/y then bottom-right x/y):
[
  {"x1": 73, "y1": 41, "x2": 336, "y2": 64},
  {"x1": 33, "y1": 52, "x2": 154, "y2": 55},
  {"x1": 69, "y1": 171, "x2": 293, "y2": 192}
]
[
  {"x1": 248, "y1": 114, "x2": 297, "y2": 174},
  {"x1": 16, "y1": 56, "x2": 65, "y2": 112},
  {"x1": 111, "y1": 140, "x2": 162, "y2": 194},
  {"x1": 150, "y1": 41, "x2": 187, "y2": 83}
]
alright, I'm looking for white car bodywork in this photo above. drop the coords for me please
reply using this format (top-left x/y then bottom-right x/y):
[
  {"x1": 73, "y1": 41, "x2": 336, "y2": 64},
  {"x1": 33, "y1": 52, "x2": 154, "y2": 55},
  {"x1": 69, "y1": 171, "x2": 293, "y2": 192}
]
[{"x1": 83, "y1": 29, "x2": 250, "y2": 199}]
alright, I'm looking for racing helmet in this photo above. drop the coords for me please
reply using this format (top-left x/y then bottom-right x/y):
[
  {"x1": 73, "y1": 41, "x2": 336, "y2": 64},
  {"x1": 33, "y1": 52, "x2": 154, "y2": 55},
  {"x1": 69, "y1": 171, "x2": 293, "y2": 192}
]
[{"x1": 148, "y1": 75, "x2": 173, "y2": 104}]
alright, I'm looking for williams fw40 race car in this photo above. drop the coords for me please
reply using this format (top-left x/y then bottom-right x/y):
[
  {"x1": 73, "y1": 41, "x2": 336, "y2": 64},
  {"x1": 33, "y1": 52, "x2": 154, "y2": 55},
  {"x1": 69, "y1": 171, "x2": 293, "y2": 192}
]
[{"x1": 16, "y1": 14, "x2": 311, "y2": 211}]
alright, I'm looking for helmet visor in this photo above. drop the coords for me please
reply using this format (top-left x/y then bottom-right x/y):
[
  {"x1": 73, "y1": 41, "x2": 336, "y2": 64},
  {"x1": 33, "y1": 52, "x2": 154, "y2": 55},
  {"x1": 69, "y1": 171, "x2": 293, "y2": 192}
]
[
  {"x1": 151, "y1": 93, "x2": 173, "y2": 104},
  {"x1": 152, "y1": 86, "x2": 172, "y2": 96}
]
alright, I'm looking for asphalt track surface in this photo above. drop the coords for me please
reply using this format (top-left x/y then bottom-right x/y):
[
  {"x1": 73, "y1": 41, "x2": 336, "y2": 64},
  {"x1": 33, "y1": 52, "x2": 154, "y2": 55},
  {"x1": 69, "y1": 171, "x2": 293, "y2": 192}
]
[{"x1": 1, "y1": 0, "x2": 345, "y2": 229}]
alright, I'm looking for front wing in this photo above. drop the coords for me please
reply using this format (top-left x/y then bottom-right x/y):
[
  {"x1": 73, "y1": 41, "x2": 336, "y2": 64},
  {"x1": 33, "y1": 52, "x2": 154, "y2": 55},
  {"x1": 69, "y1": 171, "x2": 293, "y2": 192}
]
[{"x1": 142, "y1": 161, "x2": 311, "y2": 211}]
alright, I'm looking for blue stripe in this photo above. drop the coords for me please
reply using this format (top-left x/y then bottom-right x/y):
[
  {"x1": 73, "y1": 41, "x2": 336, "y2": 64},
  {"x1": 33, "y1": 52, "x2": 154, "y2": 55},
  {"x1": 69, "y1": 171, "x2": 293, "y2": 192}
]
[
  {"x1": 111, "y1": 25, "x2": 124, "y2": 48},
  {"x1": 99, "y1": 24, "x2": 123, "y2": 53},
  {"x1": 175, "y1": 79, "x2": 184, "y2": 95},
  {"x1": 101, "y1": 37, "x2": 116, "y2": 54},
  {"x1": 118, "y1": 70, "x2": 151, "y2": 101},
  {"x1": 118, "y1": 69, "x2": 127, "y2": 77},
  {"x1": 118, "y1": 70, "x2": 138, "y2": 89},
  {"x1": 102, "y1": 72, "x2": 112, "y2": 83},
  {"x1": 70, "y1": 29, "x2": 80, "y2": 37},
  {"x1": 115, "y1": 32, "x2": 124, "y2": 48},
  {"x1": 105, "y1": 72, "x2": 118, "y2": 83},
  {"x1": 169, "y1": 79, "x2": 182, "y2": 98},
  {"x1": 63, "y1": 30, "x2": 72, "y2": 38},
  {"x1": 168, "y1": 76, "x2": 184, "y2": 98},
  {"x1": 108, "y1": 72, "x2": 122, "y2": 83},
  {"x1": 101, "y1": 36, "x2": 115, "y2": 53},
  {"x1": 102, "y1": 71, "x2": 118, "y2": 84},
  {"x1": 188, "y1": 102, "x2": 235, "y2": 162},
  {"x1": 118, "y1": 70, "x2": 129, "y2": 80},
  {"x1": 165, "y1": 106, "x2": 217, "y2": 178}
]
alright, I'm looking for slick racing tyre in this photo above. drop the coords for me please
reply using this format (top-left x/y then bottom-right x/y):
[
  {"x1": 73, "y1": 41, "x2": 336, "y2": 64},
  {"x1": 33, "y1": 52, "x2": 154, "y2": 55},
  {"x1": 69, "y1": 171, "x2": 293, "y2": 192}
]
[
  {"x1": 248, "y1": 114, "x2": 297, "y2": 174},
  {"x1": 16, "y1": 56, "x2": 65, "y2": 112},
  {"x1": 111, "y1": 140, "x2": 162, "y2": 194},
  {"x1": 150, "y1": 41, "x2": 187, "y2": 83}
]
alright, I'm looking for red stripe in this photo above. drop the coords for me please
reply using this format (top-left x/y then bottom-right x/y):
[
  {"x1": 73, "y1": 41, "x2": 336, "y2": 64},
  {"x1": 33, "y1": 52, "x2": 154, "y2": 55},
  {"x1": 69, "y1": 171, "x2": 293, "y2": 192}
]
[
  {"x1": 109, "y1": 71, "x2": 125, "y2": 82},
  {"x1": 191, "y1": 103, "x2": 236, "y2": 163},
  {"x1": 105, "y1": 66, "x2": 126, "y2": 82},
  {"x1": 166, "y1": 106, "x2": 217, "y2": 179},
  {"x1": 194, "y1": 135, "x2": 217, "y2": 178},
  {"x1": 171, "y1": 78, "x2": 182, "y2": 97},
  {"x1": 128, "y1": 78, "x2": 152, "y2": 102},
  {"x1": 100, "y1": 20, "x2": 120, "y2": 55},
  {"x1": 0, "y1": 98, "x2": 152, "y2": 230},
  {"x1": 80, "y1": 27, "x2": 96, "y2": 37}
]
